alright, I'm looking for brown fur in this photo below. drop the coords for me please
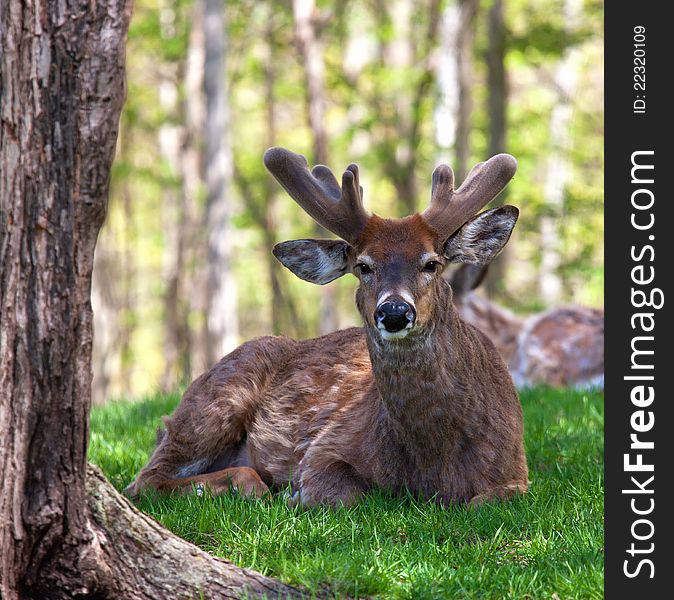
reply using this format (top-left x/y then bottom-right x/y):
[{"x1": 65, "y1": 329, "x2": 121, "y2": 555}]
[{"x1": 127, "y1": 218, "x2": 528, "y2": 507}]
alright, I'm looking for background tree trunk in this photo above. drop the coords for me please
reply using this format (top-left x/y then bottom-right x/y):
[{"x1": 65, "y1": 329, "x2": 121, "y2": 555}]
[
  {"x1": 454, "y1": 0, "x2": 480, "y2": 182},
  {"x1": 250, "y1": 8, "x2": 305, "y2": 338},
  {"x1": 371, "y1": 0, "x2": 441, "y2": 216},
  {"x1": 0, "y1": 1, "x2": 306, "y2": 596},
  {"x1": 538, "y1": 0, "x2": 583, "y2": 304},
  {"x1": 434, "y1": 1, "x2": 460, "y2": 165},
  {"x1": 203, "y1": 0, "x2": 240, "y2": 365},
  {"x1": 159, "y1": 2, "x2": 192, "y2": 390},
  {"x1": 484, "y1": 0, "x2": 509, "y2": 297},
  {"x1": 182, "y1": 0, "x2": 210, "y2": 379},
  {"x1": 91, "y1": 116, "x2": 136, "y2": 404},
  {"x1": 435, "y1": 0, "x2": 479, "y2": 180},
  {"x1": 263, "y1": 13, "x2": 289, "y2": 337},
  {"x1": 293, "y1": 0, "x2": 340, "y2": 335}
]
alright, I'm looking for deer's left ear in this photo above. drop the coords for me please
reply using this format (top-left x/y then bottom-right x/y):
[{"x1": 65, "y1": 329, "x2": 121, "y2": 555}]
[
  {"x1": 443, "y1": 205, "x2": 519, "y2": 264},
  {"x1": 273, "y1": 239, "x2": 351, "y2": 285}
]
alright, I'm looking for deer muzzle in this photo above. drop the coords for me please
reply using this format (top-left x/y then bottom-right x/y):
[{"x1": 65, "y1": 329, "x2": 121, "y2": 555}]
[{"x1": 375, "y1": 298, "x2": 417, "y2": 336}]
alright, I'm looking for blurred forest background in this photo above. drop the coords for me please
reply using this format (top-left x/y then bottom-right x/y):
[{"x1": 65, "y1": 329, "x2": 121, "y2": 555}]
[{"x1": 92, "y1": 0, "x2": 604, "y2": 404}]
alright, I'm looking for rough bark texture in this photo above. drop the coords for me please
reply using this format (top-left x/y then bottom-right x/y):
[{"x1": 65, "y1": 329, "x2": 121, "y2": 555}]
[
  {"x1": 0, "y1": 0, "x2": 133, "y2": 594},
  {"x1": 84, "y1": 465, "x2": 305, "y2": 599},
  {"x1": 0, "y1": 0, "x2": 306, "y2": 597}
]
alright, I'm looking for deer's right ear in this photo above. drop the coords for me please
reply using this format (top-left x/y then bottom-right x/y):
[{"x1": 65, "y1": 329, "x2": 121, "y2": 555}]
[
  {"x1": 449, "y1": 264, "x2": 490, "y2": 297},
  {"x1": 273, "y1": 239, "x2": 351, "y2": 285}
]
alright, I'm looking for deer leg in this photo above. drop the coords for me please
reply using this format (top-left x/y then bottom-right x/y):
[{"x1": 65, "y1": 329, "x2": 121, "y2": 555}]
[
  {"x1": 124, "y1": 424, "x2": 250, "y2": 498},
  {"x1": 468, "y1": 480, "x2": 528, "y2": 508},
  {"x1": 293, "y1": 461, "x2": 368, "y2": 508},
  {"x1": 125, "y1": 337, "x2": 295, "y2": 499},
  {"x1": 159, "y1": 467, "x2": 270, "y2": 499}
]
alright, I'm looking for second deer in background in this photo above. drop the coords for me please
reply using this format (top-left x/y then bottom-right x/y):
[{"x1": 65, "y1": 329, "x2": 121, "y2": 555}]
[{"x1": 449, "y1": 264, "x2": 604, "y2": 389}]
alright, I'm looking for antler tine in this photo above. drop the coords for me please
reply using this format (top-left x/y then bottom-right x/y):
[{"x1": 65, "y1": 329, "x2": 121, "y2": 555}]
[
  {"x1": 421, "y1": 154, "x2": 517, "y2": 239},
  {"x1": 263, "y1": 147, "x2": 370, "y2": 244}
]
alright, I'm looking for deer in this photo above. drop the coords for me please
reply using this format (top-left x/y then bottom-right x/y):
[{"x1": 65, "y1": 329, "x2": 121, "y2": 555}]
[
  {"x1": 448, "y1": 263, "x2": 604, "y2": 389},
  {"x1": 125, "y1": 147, "x2": 529, "y2": 508}
]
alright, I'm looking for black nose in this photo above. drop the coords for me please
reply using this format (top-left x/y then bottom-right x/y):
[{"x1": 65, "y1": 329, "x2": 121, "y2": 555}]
[{"x1": 375, "y1": 300, "x2": 416, "y2": 332}]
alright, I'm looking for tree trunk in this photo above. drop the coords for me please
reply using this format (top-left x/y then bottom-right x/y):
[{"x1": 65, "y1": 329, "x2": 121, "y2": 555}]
[
  {"x1": 262, "y1": 13, "x2": 305, "y2": 338},
  {"x1": 81, "y1": 464, "x2": 305, "y2": 599},
  {"x1": 159, "y1": 4, "x2": 192, "y2": 391},
  {"x1": 372, "y1": 0, "x2": 441, "y2": 216},
  {"x1": 538, "y1": 0, "x2": 583, "y2": 304},
  {"x1": 92, "y1": 243, "x2": 120, "y2": 404},
  {"x1": 484, "y1": 0, "x2": 509, "y2": 297},
  {"x1": 91, "y1": 116, "x2": 136, "y2": 404},
  {"x1": 203, "y1": 0, "x2": 239, "y2": 365},
  {"x1": 434, "y1": 2, "x2": 460, "y2": 165},
  {"x1": 378, "y1": 0, "x2": 417, "y2": 215},
  {"x1": 293, "y1": 0, "x2": 339, "y2": 335},
  {"x1": 435, "y1": 0, "x2": 479, "y2": 180},
  {"x1": 182, "y1": 0, "x2": 211, "y2": 379},
  {"x1": 0, "y1": 1, "x2": 306, "y2": 596},
  {"x1": 454, "y1": 0, "x2": 480, "y2": 182},
  {"x1": 233, "y1": 17, "x2": 305, "y2": 339}
]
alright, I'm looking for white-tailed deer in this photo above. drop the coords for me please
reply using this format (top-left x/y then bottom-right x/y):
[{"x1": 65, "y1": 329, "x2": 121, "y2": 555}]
[
  {"x1": 449, "y1": 264, "x2": 604, "y2": 389},
  {"x1": 126, "y1": 148, "x2": 528, "y2": 507}
]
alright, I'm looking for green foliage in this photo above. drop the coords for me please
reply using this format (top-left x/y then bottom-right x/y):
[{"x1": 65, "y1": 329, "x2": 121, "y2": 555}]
[{"x1": 90, "y1": 387, "x2": 604, "y2": 599}]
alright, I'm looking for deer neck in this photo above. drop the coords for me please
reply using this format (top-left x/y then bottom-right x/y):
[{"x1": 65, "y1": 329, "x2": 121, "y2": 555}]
[{"x1": 364, "y1": 284, "x2": 466, "y2": 453}]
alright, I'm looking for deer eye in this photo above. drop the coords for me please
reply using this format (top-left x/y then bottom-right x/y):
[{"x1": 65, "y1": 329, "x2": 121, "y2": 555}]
[
  {"x1": 356, "y1": 263, "x2": 373, "y2": 275},
  {"x1": 422, "y1": 260, "x2": 441, "y2": 273}
]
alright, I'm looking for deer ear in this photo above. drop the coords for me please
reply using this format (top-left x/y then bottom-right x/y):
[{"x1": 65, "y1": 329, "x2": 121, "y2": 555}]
[
  {"x1": 449, "y1": 264, "x2": 490, "y2": 297},
  {"x1": 443, "y1": 205, "x2": 518, "y2": 265},
  {"x1": 273, "y1": 239, "x2": 351, "y2": 285}
]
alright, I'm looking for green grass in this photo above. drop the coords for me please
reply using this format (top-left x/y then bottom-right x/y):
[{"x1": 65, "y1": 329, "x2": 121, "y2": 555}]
[{"x1": 90, "y1": 387, "x2": 604, "y2": 599}]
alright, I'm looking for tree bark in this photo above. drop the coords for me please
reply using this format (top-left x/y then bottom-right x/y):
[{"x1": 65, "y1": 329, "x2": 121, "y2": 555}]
[
  {"x1": 0, "y1": 0, "x2": 306, "y2": 596},
  {"x1": 0, "y1": 0, "x2": 131, "y2": 592},
  {"x1": 81, "y1": 464, "x2": 305, "y2": 599}
]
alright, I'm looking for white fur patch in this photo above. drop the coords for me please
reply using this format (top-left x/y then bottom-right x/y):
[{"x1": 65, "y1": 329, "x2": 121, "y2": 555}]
[{"x1": 378, "y1": 323, "x2": 413, "y2": 340}]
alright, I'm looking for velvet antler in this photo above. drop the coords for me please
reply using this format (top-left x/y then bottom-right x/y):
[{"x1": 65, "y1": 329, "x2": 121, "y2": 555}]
[
  {"x1": 263, "y1": 147, "x2": 370, "y2": 244},
  {"x1": 264, "y1": 147, "x2": 517, "y2": 243},
  {"x1": 422, "y1": 154, "x2": 518, "y2": 239}
]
